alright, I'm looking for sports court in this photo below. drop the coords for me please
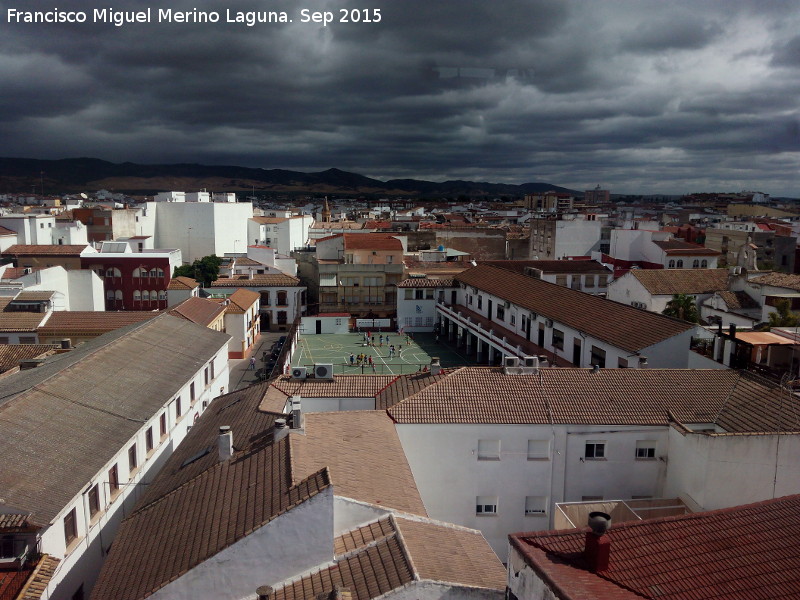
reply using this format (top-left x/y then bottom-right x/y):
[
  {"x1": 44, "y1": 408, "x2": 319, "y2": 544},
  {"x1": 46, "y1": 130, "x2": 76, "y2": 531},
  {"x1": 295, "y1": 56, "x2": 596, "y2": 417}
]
[{"x1": 291, "y1": 332, "x2": 479, "y2": 375}]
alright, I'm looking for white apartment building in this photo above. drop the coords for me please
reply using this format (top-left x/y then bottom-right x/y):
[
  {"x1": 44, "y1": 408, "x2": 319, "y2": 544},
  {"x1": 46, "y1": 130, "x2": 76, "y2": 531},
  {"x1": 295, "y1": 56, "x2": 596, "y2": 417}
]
[
  {"x1": 438, "y1": 264, "x2": 698, "y2": 368},
  {"x1": 0, "y1": 265, "x2": 105, "y2": 311},
  {"x1": 387, "y1": 366, "x2": 800, "y2": 558},
  {"x1": 396, "y1": 275, "x2": 453, "y2": 332},
  {"x1": 0, "y1": 214, "x2": 88, "y2": 246},
  {"x1": 248, "y1": 215, "x2": 314, "y2": 256},
  {"x1": 0, "y1": 314, "x2": 231, "y2": 600}
]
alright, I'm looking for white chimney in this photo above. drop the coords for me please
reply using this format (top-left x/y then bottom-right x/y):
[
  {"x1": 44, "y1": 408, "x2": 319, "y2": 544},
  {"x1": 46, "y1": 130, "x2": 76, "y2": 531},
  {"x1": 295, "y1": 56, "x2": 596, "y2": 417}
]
[
  {"x1": 218, "y1": 426, "x2": 233, "y2": 461},
  {"x1": 273, "y1": 418, "x2": 289, "y2": 442},
  {"x1": 430, "y1": 356, "x2": 441, "y2": 375}
]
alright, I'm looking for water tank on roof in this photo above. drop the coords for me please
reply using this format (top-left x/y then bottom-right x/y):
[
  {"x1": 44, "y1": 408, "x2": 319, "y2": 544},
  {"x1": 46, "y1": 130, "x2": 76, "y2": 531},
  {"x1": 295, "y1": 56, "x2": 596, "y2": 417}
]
[{"x1": 438, "y1": 245, "x2": 445, "y2": 251}]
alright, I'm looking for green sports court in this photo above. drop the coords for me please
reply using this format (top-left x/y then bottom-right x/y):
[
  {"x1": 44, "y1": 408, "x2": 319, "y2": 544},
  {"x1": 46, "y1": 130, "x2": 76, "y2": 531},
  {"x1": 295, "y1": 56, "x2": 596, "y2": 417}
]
[{"x1": 291, "y1": 332, "x2": 479, "y2": 375}]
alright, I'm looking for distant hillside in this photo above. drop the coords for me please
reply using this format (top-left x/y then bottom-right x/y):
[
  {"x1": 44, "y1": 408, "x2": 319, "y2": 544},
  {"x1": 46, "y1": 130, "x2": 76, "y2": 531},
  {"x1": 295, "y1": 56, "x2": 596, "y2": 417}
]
[{"x1": 0, "y1": 157, "x2": 579, "y2": 197}]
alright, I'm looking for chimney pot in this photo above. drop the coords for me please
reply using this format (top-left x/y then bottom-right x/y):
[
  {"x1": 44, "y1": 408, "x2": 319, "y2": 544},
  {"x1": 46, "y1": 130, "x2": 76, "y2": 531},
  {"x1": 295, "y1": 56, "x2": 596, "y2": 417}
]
[
  {"x1": 584, "y1": 511, "x2": 611, "y2": 572},
  {"x1": 256, "y1": 585, "x2": 274, "y2": 600},
  {"x1": 218, "y1": 426, "x2": 233, "y2": 461},
  {"x1": 430, "y1": 356, "x2": 441, "y2": 375}
]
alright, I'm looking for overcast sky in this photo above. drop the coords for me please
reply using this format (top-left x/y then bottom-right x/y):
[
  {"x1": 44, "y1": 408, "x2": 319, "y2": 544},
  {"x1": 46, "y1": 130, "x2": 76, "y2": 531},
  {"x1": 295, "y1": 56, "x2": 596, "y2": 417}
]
[{"x1": 1, "y1": 0, "x2": 798, "y2": 195}]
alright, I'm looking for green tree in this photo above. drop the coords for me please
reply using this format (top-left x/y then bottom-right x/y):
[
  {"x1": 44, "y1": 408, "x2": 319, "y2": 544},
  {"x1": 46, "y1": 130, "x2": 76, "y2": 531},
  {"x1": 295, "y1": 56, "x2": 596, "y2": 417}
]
[
  {"x1": 768, "y1": 298, "x2": 799, "y2": 328},
  {"x1": 662, "y1": 293, "x2": 699, "y2": 323},
  {"x1": 173, "y1": 254, "x2": 222, "y2": 286}
]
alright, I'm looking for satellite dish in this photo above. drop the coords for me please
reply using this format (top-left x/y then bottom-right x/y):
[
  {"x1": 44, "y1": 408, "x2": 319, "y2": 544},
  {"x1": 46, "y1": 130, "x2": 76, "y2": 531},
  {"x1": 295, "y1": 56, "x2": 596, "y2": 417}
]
[{"x1": 80, "y1": 193, "x2": 88, "y2": 199}]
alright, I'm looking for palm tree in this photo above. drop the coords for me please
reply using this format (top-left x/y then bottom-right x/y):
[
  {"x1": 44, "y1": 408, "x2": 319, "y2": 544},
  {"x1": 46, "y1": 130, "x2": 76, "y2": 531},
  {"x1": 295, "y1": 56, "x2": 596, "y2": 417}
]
[{"x1": 662, "y1": 294, "x2": 699, "y2": 323}]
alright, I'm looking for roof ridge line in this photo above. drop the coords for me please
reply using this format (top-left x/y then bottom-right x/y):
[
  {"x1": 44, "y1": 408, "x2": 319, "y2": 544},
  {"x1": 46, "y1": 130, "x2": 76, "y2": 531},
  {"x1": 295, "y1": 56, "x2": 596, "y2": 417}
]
[{"x1": 389, "y1": 513, "x2": 420, "y2": 582}]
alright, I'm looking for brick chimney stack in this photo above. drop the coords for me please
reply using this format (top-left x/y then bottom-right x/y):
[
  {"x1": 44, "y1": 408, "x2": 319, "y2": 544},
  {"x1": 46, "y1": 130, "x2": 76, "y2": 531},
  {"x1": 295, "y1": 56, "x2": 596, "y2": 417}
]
[{"x1": 584, "y1": 511, "x2": 611, "y2": 572}]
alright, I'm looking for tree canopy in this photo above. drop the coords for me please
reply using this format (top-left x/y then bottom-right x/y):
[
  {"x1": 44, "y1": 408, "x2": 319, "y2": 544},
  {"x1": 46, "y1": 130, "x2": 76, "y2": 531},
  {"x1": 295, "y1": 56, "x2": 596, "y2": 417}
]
[
  {"x1": 662, "y1": 293, "x2": 699, "y2": 323},
  {"x1": 768, "y1": 298, "x2": 799, "y2": 328},
  {"x1": 173, "y1": 254, "x2": 222, "y2": 286}
]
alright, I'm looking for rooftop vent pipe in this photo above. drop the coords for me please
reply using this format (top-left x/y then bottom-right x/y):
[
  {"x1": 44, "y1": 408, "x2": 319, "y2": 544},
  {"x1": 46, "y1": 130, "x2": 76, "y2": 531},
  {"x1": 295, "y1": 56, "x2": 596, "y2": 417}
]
[{"x1": 584, "y1": 511, "x2": 611, "y2": 572}]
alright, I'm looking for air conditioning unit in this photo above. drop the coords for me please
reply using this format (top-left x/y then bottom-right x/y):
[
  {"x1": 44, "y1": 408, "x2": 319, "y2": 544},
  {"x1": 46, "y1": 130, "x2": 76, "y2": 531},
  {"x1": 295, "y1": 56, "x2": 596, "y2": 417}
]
[
  {"x1": 523, "y1": 356, "x2": 539, "y2": 368},
  {"x1": 291, "y1": 366, "x2": 307, "y2": 379},
  {"x1": 504, "y1": 301, "x2": 510, "y2": 308},
  {"x1": 314, "y1": 363, "x2": 334, "y2": 379},
  {"x1": 545, "y1": 318, "x2": 554, "y2": 328},
  {"x1": 504, "y1": 356, "x2": 520, "y2": 368}
]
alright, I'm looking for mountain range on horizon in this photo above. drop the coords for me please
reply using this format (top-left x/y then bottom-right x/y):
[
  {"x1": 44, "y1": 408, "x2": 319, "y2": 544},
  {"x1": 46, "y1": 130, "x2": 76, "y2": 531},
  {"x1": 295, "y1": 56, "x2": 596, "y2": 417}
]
[{"x1": 0, "y1": 157, "x2": 579, "y2": 197}]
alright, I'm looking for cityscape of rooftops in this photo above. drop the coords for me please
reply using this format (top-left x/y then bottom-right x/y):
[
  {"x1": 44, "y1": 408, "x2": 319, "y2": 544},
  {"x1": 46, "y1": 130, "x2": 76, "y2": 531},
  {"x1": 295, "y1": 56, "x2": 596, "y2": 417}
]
[{"x1": 2, "y1": 2, "x2": 800, "y2": 599}]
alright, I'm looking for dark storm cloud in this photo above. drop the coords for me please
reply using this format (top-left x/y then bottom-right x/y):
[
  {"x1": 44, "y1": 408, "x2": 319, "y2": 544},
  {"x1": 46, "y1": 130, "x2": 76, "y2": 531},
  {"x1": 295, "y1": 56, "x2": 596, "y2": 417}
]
[{"x1": 0, "y1": 0, "x2": 798, "y2": 195}]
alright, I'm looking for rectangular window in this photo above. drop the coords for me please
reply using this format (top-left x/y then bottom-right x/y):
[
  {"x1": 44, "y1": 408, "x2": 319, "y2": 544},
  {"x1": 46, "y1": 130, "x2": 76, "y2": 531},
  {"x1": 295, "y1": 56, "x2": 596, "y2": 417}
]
[
  {"x1": 477, "y1": 296, "x2": 482, "y2": 309},
  {"x1": 404, "y1": 317, "x2": 412, "y2": 327},
  {"x1": 477, "y1": 439, "x2": 501, "y2": 460},
  {"x1": 128, "y1": 444, "x2": 138, "y2": 474},
  {"x1": 496, "y1": 305, "x2": 505, "y2": 320},
  {"x1": 590, "y1": 346, "x2": 606, "y2": 368},
  {"x1": 108, "y1": 464, "x2": 119, "y2": 494},
  {"x1": 64, "y1": 508, "x2": 78, "y2": 546},
  {"x1": 404, "y1": 289, "x2": 413, "y2": 300},
  {"x1": 176, "y1": 396, "x2": 183, "y2": 417},
  {"x1": 19, "y1": 336, "x2": 36, "y2": 344},
  {"x1": 425, "y1": 289, "x2": 434, "y2": 299},
  {"x1": 146, "y1": 427, "x2": 154, "y2": 453},
  {"x1": 425, "y1": 316, "x2": 434, "y2": 327},
  {"x1": 635, "y1": 440, "x2": 656, "y2": 459},
  {"x1": 525, "y1": 496, "x2": 548, "y2": 516},
  {"x1": 476, "y1": 496, "x2": 498, "y2": 515},
  {"x1": 210, "y1": 360, "x2": 215, "y2": 381},
  {"x1": 527, "y1": 440, "x2": 550, "y2": 460},
  {"x1": 204, "y1": 367, "x2": 209, "y2": 387},
  {"x1": 552, "y1": 329, "x2": 564, "y2": 350},
  {"x1": 190, "y1": 382, "x2": 196, "y2": 401},
  {"x1": 160, "y1": 412, "x2": 167, "y2": 437},
  {"x1": 618, "y1": 357, "x2": 629, "y2": 368},
  {"x1": 585, "y1": 441, "x2": 606, "y2": 459},
  {"x1": 88, "y1": 485, "x2": 100, "y2": 518},
  {"x1": 510, "y1": 313, "x2": 516, "y2": 326}
]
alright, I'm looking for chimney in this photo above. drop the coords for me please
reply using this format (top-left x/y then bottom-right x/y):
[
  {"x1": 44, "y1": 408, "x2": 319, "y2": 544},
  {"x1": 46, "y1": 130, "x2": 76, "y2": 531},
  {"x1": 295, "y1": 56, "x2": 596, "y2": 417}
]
[
  {"x1": 638, "y1": 356, "x2": 648, "y2": 368},
  {"x1": 591, "y1": 364, "x2": 600, "y2": 374},
  {"x1": 273, "y1": 418, "x2": 289, "y2": 442},
  {"x1": 218, "y1": 426, "x2": 233, "y2": 461},
  {"x1": 584, "y1": 511, "x2": 611, "y2": 572},
  {"x1": 60, "y1": 338, "x2": 71, "y2": 349},
  {"x1": 256, "y1": 586, "x2": 274, "y2": 600},
  {"x1": 430, "y1": 356, "x2": 441, "y2": 375}
]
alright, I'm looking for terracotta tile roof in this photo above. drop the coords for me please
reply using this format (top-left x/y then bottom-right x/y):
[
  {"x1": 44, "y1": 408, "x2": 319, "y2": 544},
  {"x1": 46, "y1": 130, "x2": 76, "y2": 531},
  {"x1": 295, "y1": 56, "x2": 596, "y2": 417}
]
[
  {"x1": 750, "y1": 272, "x2": 800, "y2": 292},
  {"x1": 168, "y1": 297, "x2": 226, "y2": 326},
  {"x1": 0, "y1": 344, "x2": 58, "y2": 373},
  {"x1": 276, "y1": 514, "x2": 504, "y2": 599},
  {"x1": 273, "y1": 374, "x2": 396, "y2": 398},
  {"x1": 37, "y1": 311, "x2": 157, "y2": 335},
  {"x1": 317, "y1": 312, "x2": 351, "y2": 317},
  {"x1": 2, "y1": 244, "x2": 90, "y2": 256},
  {"x1": 652, "y1": 240, "x2": 720, "y2": 256},
  {"x1": 630, "y1": 269, "x2": 730, "y2": 295},
  {"x1": 716, "y1": 290, "x2": 760, "y2": 310},
  {"x1": 511, "y1": 494, "x2": 800, "y2": 600},
  {"x1": 233, "y1": 256, "x2": 263, "y2": 265},
  {"x1": 0, "y1": 225, "x2": 16, "y2": 236},
  {"x1": 291, "y1": 411, "x2": 428, "y2": 515},
  {"x1": 1, "y1": 267, "x2": 42, "y2": 280},
  {"x1": 0, "y1": 298, "x2": 11, "y2": 311},
  {"x1": 313, "y1": 222, "x2": 364, "y2": 230},
  {"x1": 12, "y1": 291, "x2": 55, "y2": 302},
  {"x1": 394, "y1": 517, "x2": 506, "y2": 590},
  {"x1": 166, "y1": 275, "x2": 198, "y2": 290},
  {"x1": 137, "y1": 382, "x2": 284, "y2": 508},
  {"x1": 0, "y1": 314, "x2": 231, "y2": 525},
  {"x1": 481, "y1": 259, "x2": 611, "y2": 274},
  {"x1": 456, "y1": 265, "x2": 692, "y2": 353},
  {"x1": 0, "y1": 513, "x2": 35, "y2": 531},
  {"x1": 334, "y1": 517, "x2": 396, "y2": 555},
  {"x1": 19, "y1": 555, "x2": 61, "y2": 600},
  {"x1": 225, "y1": 288, "x2": 260, "y2": 313},
  {"x1": 91, "y1": 436, "x2": 331, "y2": 600},
  {"x1": 342, "y1": 233, "x2": 403, "y2": 251},
  {"x1": 375, "y1": 370, "x2": 453, "y2": 410},
  {"x1": 252, "y1": 216, "x2": 287, "y2": 224},
  {"x1": 207, "y1": 274, "x2": 301, "y2": 287},
  {"x1": 387, "y1": 367, "x2": 800, "y2": 433},
  {"x1": 396, "y1": 277, "x2": 455, "y2": 288},
  {"x1": 273, "y1": 529, "x2": 413, "y2": 600},
  {"x1": 0, "y1": 312, "x2": 48, "y2": 332}
]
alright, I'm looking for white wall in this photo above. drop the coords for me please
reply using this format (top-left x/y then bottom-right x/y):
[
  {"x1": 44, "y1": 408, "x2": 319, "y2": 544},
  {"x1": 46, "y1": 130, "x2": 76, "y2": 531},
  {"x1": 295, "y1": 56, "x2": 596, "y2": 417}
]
[
  {"x1": 151, "y1": 487, "x2": 334, "y2": 600},
  {"x1": 507, "y1": 544, "x2": 560, "y2": 600},
  {"x1": 395, "y1": 422, "x2": 669, "y2": 558},
  {"x1": 664, "y1": 428, "x2": 800, "y2": 511},
  {"x1": 300, "y1": 315, "x2": 349, "y2": 334},
  {"x1": 397, "y1": 286, "x2": 444, "y2": 332},
  {"x1": 553, "y1": 219, "x2": 602, "y2": 258},
  {"x1": 42, "y1": 345, "x2": 230, "y2": 599},
  {"x1": 388, "y1": 582, "x2": 503, "y2": 600}
]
